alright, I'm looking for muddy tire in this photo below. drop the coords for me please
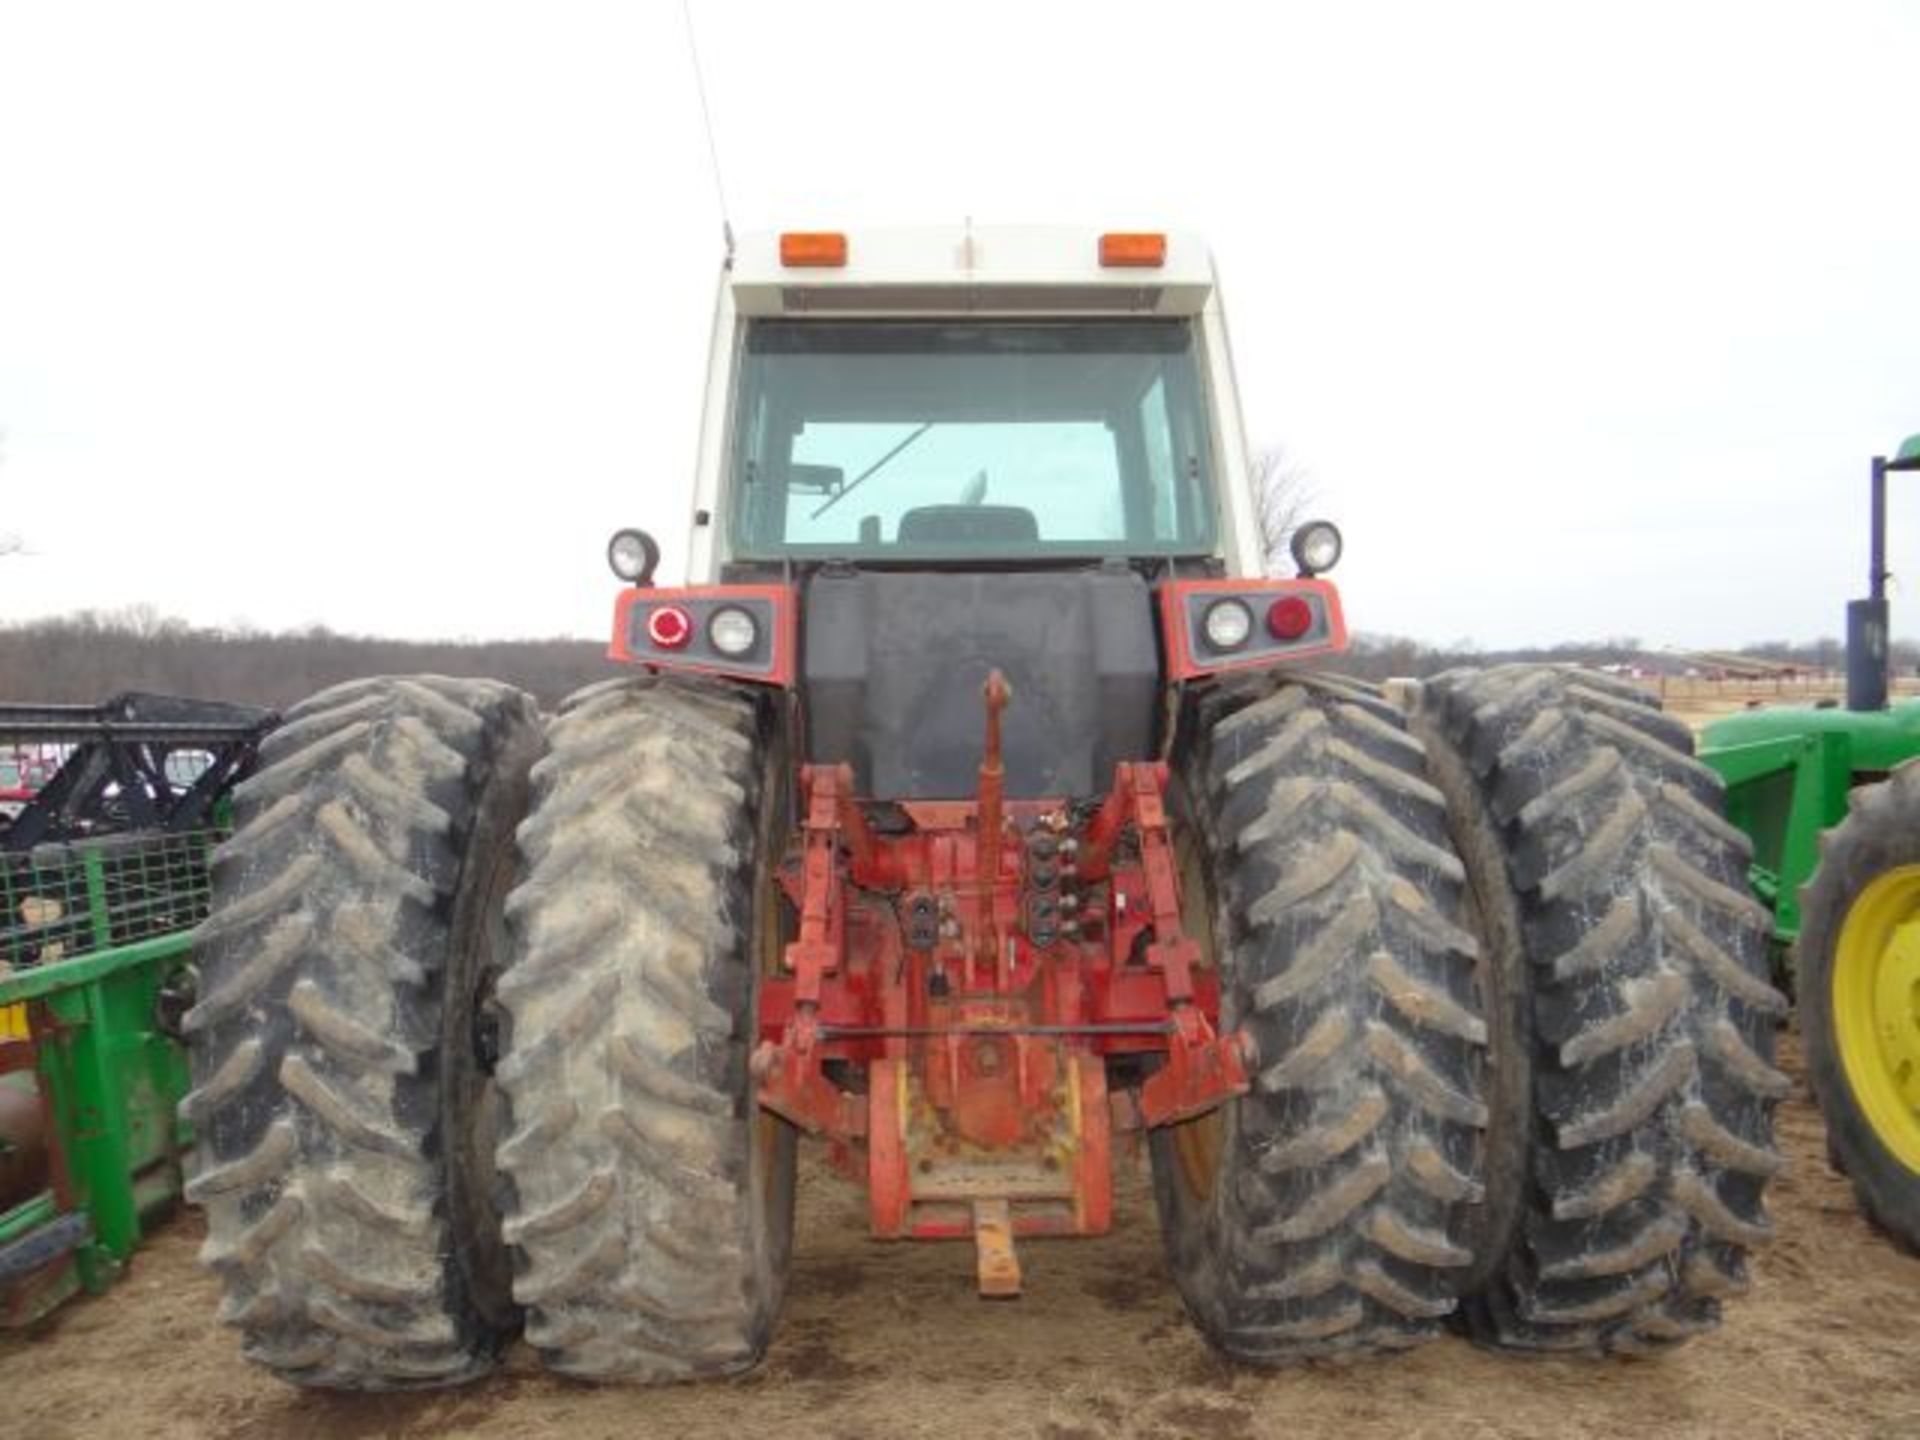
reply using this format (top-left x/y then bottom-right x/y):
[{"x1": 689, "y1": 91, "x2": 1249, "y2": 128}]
[
  {"x1": 1150, "y1": 675, "x2": 1489, "y2": 1362},
  {"x1": 1416, "y1": 664, "x2": 1785, "y2": 1353},
  {"x1": 183, "y1": 675, "x2": 540, "y2": 1389},
  {"x1": 1797, "y1": 762, "x2": 1920, "y2": 1253},
  {"x1": 494, "y1": 677, "x2": 797, "y2": 1381}
]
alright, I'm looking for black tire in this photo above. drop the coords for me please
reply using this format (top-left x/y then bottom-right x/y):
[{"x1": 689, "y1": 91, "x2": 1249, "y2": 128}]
[
  {"x1": 1150, "y1": 675, "x2": 1489, "y2": 1362},
  {"x1": 1798, "y1": 761, "x2": 1920, "y2": 1253},
  {"x1": 183, "y1": 675, "x2": 540, "y2": 1389},
  {"x1": 1416, "y1": 665, "x2": 1786, "y2": 1353},
  {"x1": 494, "y1": 676, "x2": 797, "y2": 1381}
]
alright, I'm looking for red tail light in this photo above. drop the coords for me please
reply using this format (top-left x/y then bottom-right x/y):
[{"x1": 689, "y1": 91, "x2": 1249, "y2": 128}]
[
  {"x1": 646, "y1": 604, "x2": 693, "y2": 649},
  {"x1": 1267, "y1": 597, "x2": 1314, "y2": 641}
]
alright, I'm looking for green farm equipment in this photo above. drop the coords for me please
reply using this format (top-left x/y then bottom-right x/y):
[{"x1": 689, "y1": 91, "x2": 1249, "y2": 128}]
[
  {"x1": 1701, "y1": 699, "x2": 1920, "y2": 953},
  {"x1": 1700, "y1": 433, "x2": 1920, "y2": 1252},
  {"x1": 1701, "y1": 435, "x2": 1920, "y2": 955},
  {"x1": 0, "y1": 696, "x2": 272, "y2": 1323}
]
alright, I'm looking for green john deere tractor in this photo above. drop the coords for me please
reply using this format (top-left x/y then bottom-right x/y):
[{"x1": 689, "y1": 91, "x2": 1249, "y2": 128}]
[{"x1": 1700, "y1": 433, "x2": 1920, "y2": 1251}]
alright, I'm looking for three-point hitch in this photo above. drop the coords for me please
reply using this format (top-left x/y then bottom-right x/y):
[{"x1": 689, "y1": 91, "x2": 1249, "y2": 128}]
[{"x1": 754, "y1": 670, "x2": 1251, "y2": 1294}]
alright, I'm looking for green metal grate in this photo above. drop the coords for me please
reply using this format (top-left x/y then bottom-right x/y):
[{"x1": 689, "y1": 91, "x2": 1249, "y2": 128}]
[{"x1": 0, "y1": 829, "x2": 223, "y2": 972}]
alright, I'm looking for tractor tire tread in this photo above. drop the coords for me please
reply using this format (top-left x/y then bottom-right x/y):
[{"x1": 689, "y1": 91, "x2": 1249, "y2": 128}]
[
  {"x1": 494, "y1": 676, "x2": 795, "y2": 1383},
  {"x1": 184, "y1": 675, "x2": 539, "y2": 1389},
  {"x1": 1152, "y1": 674, "x2": 1490, "y2": 1363},
  {"x1": 1419, "y1": 663, "x2": 1783, "y2": 1354}
]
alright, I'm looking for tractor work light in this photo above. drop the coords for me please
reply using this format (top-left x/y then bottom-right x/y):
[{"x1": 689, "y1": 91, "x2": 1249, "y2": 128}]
[
  {"x1": 708, "y1": 605, "x2": 759, "y2": 657},
  {"x1": 645, "y1": 604, "x2": 693, "y2": 649},
  {"x1": 608, "y1": 528, "x2": 661, "y2": 585},
  {"x1": 1202, "y1": 599, "x2": 1254, "y2": 651},
  {"x1": 1290, "y1": 521, "x2": 1343, "y2": 578}
]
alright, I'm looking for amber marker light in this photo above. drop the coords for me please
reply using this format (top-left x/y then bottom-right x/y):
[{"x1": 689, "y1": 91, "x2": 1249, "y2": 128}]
[
  {"x1": 780, "y1": 232, "x2": 849, "y2": 267},
  {"x1": 1098, "y1": 232, "x2": 1167, "y2": 268}
]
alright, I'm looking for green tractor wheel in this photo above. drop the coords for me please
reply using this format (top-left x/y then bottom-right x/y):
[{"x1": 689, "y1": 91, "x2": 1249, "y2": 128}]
[{"x1": 1799, "y1": 760, "x2": 1920, "y2": 1252}]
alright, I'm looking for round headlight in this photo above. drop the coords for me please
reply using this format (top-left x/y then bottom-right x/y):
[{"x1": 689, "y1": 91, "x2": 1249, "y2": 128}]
[
  {"x1": 708, "y1": 606, "x2": 758, "y2": 657},
  {"x1": 1290, "y1": 521, "x2": 1343, "y2": 577},
  {"x1": 607, "y1": 528, "x2": 660, "y2": 585},
  {"x1": 1203, "y1": 599, "x2": 1254, "y2": 651}
]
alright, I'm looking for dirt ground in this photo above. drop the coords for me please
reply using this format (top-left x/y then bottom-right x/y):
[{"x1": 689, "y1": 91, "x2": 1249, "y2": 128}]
[
  {"x1": 6, "y1": 677, "x2": 1918, "y2": 1440},
  {"x1": 1, "y1": 1036, "x2": 1917, "y2": 1440}
]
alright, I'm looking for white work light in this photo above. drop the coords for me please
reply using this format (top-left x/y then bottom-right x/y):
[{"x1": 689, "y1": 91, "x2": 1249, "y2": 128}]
[
  {"x1": 1203, "y1": 599, "x2": 1254, "y2": 651},
  {"x1": 607, "y1": 529, "x2": 660, "y2": 585},
  {"x1": 1290, "y1": 522, "x2": 1343, "y2": 578},
  {"x1": 708, "y1": 606, "x2": 759, "y2": 657}
]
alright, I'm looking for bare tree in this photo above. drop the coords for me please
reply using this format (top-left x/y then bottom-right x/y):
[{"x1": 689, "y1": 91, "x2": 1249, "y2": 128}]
[{"x1": 1250, "y1": 445, "x2": 1315, "y2": 576}]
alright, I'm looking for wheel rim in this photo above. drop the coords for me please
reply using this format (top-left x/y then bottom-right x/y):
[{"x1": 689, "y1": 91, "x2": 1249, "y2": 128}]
[{"x1": 1833, "y1": 865, "x2": 1920, "y2": 1172}]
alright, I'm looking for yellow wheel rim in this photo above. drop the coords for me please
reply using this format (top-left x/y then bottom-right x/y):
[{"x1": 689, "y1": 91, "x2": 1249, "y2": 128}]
[{"x1": 1833, "y1": 865, "x2": 1920, "y2": 1172}]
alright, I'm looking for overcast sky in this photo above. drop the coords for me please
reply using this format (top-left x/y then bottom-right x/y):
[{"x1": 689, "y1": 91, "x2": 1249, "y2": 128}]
[{"x1": 2, "y1": 1, "x2": 1916, "y2": 650}]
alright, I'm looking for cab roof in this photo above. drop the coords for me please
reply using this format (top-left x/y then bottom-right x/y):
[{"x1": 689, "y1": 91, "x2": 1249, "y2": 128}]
[{"x1": 728, "y1": 226, "x2": 1216, "y2": 319}]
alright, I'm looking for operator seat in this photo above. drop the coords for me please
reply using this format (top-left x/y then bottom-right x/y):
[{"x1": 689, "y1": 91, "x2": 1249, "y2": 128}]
[{"x1": 896, "y1": 505, "x2": 1039, "y2": 545}]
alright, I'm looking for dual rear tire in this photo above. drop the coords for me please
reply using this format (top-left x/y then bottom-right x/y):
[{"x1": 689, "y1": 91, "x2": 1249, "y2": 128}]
[
  {"x1": 491, "y1": 678, "x2": 796, "y2": 1380},
  {"x1": 1415, "y1": 666, "x2": 1785, "y2": 1352},
  {"x1": 1152, "y1": 665, "x2": 1784, "y2": 1363},
  {"x1": 185, "y1": 677, "x2": 540, "y2": 1387},
  {"x1": 187, "y1": 675, "x2": 794, "y2": 1389},
  {"x1": 187, "y1": 664, "x2": 1781, "y2": 1386},
  {"x1": 1151, "y1": 675, "x2": 1489, "y2": 1360}
]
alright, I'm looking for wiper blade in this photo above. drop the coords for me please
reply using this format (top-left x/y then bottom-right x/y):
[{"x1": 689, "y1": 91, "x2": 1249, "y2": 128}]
[{"x1": 809, "y1": 422, "x2": 935, "y2": 520}]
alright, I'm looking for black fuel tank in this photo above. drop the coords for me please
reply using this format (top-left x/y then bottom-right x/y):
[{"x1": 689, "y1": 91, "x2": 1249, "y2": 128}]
[{"x1": 801, "y1": 569, "x2": 1160, "y2": 800}]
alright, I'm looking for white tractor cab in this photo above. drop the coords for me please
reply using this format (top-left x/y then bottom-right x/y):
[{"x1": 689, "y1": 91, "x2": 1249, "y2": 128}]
[
  {"x1": 607, "y1": 225, "x2": 1347, "y2": 799},
  {"x1": 687, "y1": 227, "x2": 1271, "y2": 581}
]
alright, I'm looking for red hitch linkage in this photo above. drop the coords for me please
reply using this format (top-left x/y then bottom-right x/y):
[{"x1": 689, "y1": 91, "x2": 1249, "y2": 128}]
[
  {"x1": 974, "y1": 669, "x2": 1011, "y2": 973},
  {"x1": 752, "y1": 670, "x2": 1252, "y2": 1295}
]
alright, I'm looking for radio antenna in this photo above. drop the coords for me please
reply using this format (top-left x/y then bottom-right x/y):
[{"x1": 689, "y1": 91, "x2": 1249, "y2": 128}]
[{"x1": 680, "y1": 0, "x2": 735, "y2": 258}]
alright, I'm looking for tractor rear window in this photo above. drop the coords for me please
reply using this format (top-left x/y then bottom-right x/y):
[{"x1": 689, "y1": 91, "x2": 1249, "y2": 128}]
[{"x1": 727, "y1": 320, "x2": 1218, "y2": 560}]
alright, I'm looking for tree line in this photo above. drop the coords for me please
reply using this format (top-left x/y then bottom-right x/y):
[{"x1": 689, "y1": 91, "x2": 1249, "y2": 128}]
[
  {"x1": 0, "y1": 610, "x2": 619, "y2": 710},
  {"x1": 0, "y1": 609, "x2": 1909, "y2": 712}
]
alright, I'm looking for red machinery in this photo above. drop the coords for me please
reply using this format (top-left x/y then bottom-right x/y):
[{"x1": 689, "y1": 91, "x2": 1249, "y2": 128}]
[
  {"x1": 600, "y1": 566, "x2": 1344, "y2": 1296},
  {"x1": 753, "y1": 671, "x2": 1249, "y2": 1289},
  {"x1": 0, "y1": 750, "x2": 56, "y2": 821}
]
